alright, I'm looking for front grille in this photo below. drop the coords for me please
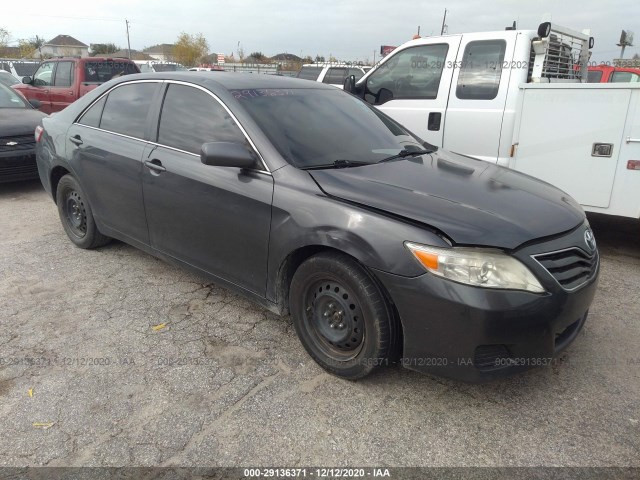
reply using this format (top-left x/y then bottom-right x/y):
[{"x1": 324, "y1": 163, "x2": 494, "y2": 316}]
[
  {"x1": 533, "y1": 247, "x2": 598, "y2": 291},
  {"x1": 0, "y1": 154, "x2": 38, "y2": 181},
  {"x1": 0, "y1": 134, "x2": 36, "y2": 152}
]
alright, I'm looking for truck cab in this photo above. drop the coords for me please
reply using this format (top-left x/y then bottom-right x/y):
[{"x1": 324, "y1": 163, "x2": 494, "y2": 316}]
[
  {"x1": 588, "y1": 65, "x2": 640, "y2": 83},
  {"x1": 12, "y1": 57, "x2": 140, "y2": 114},
  {"x1": 348, "y1": 23, "x2": 591, "y2": 166}
]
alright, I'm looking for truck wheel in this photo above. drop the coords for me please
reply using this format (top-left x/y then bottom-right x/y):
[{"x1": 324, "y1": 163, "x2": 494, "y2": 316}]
[
  {"x1": 56, "y1": 174, "x2": 110, "y2": 249},
  {"x1": 290, "y1": 251, "x2": 399, "y2": 380}
]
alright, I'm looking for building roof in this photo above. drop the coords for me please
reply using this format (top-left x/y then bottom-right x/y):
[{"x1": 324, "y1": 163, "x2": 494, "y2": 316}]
[
  {"x1": 143, "y1": 44, "x2": 175, "y2": 55},
  {"x1": 0, "y1": 46, "x2": 23, "y2": 58},
  {"x1": 111, "y1": 49, "x2": 155, "y2": 60},
  {"x1": 271, "y1": 53, "x2": 302, "y2": 62},
  {"x1": 45, "y1": 35, "x2": 88, "y2": 47}
]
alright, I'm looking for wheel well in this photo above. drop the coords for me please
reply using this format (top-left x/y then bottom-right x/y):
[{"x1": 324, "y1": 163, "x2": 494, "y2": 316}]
[
  {"x1": 277, "y1": 245, "x2": 404, "y2": 356},
  {"x1": 50, "y1": 166, "x2": 70, "y2": 204}
]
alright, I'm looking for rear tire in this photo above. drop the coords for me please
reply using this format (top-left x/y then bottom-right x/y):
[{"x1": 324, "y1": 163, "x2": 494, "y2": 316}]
[
  {"x1": 56, "y1": 174, "x2": 110, "y2": 249},
  {"x1": 290, "y1": 251, "x2": 399, "y2": 380}
]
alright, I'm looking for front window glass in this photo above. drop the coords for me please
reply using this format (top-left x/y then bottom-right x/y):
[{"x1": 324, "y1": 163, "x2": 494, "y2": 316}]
[
  {"x1": 610, "y1": 71, "x2": 640, "y2": 83},
  {"x1": 158, "y1": 84, "x2": 246, "y2": 154},
  {"x1": 365, "y1": 44, "x2": 448, "y2": 104},
  {"x1": 233, "y1": 88, "x2": 426, "y2": 169},
  {"x1": 33, "y1": 62, "x2": 55, "y2": 86}
]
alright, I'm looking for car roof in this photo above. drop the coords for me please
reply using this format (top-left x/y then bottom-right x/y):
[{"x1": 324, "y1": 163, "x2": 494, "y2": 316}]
[{"x1": 113, "y1": 72, "x2": 338, "y2": 91}]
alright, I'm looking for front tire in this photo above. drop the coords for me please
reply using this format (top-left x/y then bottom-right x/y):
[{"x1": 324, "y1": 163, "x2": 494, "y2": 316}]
[
  {"x1": 56, "y1": 174, "x2": 110, "y2": 249},
  {"x1": 290, "y1": 252, "x2": 399, "y2": 379}
]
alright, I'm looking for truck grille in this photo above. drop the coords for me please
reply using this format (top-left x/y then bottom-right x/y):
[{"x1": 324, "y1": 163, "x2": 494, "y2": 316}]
[
  {"x1": 0, "y1": 134, "x2": 36, "y2": 152},
  {"x1": 532, "y1": 248, "x2": 598, "y2": 291}
]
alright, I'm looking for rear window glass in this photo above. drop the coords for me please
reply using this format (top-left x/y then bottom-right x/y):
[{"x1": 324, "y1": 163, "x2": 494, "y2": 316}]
[
  {"x1": 297, "y1": 66, "x2": 323, "y2": 81},
  {"x1": 100, "y1": 83, "x2": 157, "y2": 139},
  {"x1": 83, "y1": 61, "x2": 139, "y2": 82},
  {"x1": 456, "y1": 40, "x2": 506, "y2": 100},
  {"x1": 587, "y1": 70, "x2": 603, "y2": 83},
  {"x1": 152, "y1": 63, "x2": 186, "y2": 72}
]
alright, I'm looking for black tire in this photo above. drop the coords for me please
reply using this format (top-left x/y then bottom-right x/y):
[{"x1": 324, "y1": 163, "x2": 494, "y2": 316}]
[
  {"x1": 56, "y1": 174, "x2": 110, "y2": 249},
  {"x1": 290, "y1": 251, "x2": 400, "y2": 380}
]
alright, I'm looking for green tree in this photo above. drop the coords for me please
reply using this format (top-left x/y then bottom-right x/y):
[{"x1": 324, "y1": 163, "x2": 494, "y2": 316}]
[
  {"x1": 18, "y1": 35, "x2": 45, "y2": 58},
  {"x1": 174, "y1": 32, "x2": 209, "y2": 67},
  {"x1": 90, "y1": 43, "x2": 119, "y2": 56},
  {"x1": 249, "y1": 51, "x2": 267, "y2": 61},
  {"x1": 0, "y1": 27, "x2": 10, "y2": 56}
]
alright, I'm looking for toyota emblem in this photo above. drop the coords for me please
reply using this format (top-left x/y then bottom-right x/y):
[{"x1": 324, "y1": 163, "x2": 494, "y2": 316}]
[{"x1": 584, "y1": 229, "x2": 596, "y2": 252}]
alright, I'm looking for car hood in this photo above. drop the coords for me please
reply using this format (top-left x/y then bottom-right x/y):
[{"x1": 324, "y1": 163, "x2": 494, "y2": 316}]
[
  {"x1": 308, "y1": 150, "x2": 585, "y2": 249},
  {"x1": 0, "y1": 108, "x2": 46, "y2": 137}
]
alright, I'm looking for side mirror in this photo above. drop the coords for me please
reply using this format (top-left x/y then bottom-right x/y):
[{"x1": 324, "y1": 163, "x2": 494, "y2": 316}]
[
  {"x1": 22, "y1": 76, "x2": 32, "y2": 84},
  {"x1": 377, "y1": 87, "x2": 394, "y2": 105},
  {"x1": 343, "y1": 74, "x2": 356, "y2": 93},
  {"x1": 200, "y1": 142, "x2": 257, "y2": 169},
  {"x1": 28, "y1": 99, "x2": 42, "y2": 109}
]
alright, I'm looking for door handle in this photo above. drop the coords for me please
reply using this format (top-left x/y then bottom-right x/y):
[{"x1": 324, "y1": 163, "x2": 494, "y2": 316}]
[
  {"x1": 69, "y1": 135, "x2": 83, "y2": 146},
  {"x1": 626, "y1": 137, "x2": 640, "y2": 144},
  {"x1": 428, "y1": 112, "x2": 442, "y2": 131},
  {"x1": 68, "y1": 91, "x2": 74, "y2": 95},
  {"x1": 144, "y1": 159, "x2": 166, "y2": 173}
]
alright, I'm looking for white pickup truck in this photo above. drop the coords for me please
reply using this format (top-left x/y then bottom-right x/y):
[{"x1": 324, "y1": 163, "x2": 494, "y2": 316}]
[{"x1": 345, "y1": 23, "x2": 640, "y2": 219}]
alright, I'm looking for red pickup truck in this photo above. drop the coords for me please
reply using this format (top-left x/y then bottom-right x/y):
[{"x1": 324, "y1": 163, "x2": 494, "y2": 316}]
[
  {"x1": 12, "y1": 57, "x2": 140, "y2": 114},
  {"x1": 587, "y1": 65, "x2": 640, "y2": 83}
]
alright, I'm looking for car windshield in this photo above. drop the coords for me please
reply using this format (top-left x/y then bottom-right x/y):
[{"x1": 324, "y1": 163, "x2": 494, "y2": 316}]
[
  {"x1": 0, "y1": 82, "x2": 27, "y2": 108},
  {"x1": 232, "y1": 88, "x2": 427, "y2": 168},
  {"x1": 0, "y1": 72, "x2": 20, "y2": 87}
]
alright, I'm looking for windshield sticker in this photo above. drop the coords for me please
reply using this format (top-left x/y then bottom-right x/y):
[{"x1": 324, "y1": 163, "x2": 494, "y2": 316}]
[{"x1": 231, "y1": 89, "x2": 296, "y2": 100}]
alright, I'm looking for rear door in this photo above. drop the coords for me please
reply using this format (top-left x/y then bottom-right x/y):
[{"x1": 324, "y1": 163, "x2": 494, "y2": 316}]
[
  {"x1": 362, "y1": 36, "x2": 462, "y2": 147},
  {"x1": 142, "y1": 82, "x2": 273, "y2": 295},
  {"x1": 49, "y1": 61, "x2": 75, "y2": 112},
  {"x1": 443, "y1": 33, "x2": 515, "y2": 163},
  {"x1": 67, "y1": 80, "x2": 161, "y2": 244}
]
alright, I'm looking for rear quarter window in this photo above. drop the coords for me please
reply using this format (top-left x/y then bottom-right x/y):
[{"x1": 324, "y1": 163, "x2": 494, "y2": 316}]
[{"x1": 456, "y1": 40, "x2": 506, "y2": 100}]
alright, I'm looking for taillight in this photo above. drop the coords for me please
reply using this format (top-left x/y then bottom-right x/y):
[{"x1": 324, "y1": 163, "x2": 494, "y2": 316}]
[{"x1": 35, "y1": 125, "x2": 44, "y2": 143}]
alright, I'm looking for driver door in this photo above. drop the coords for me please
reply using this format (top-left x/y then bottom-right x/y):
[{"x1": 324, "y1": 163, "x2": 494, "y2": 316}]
[
  {"x1": 362, "y1": 37, "x2": 461, "y2": 147},
  {"x1": 24, "y1": 61, "x2": 55, "y2": 113}
]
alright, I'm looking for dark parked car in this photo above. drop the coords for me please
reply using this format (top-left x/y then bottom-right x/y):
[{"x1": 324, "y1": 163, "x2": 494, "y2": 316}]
[
  {"x1": 0, "y1": 82, "x2": 46, "y2": 183},
  {"x1": 35, "y1": 73, "x2": 599, "y2": 382}
]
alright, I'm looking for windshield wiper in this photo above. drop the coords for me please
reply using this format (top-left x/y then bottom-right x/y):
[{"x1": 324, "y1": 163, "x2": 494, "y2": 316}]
[
  {"x1": 378, "y1": 148, "x2": 434, "y2": 163},
  {"x1": 301, "y1": 159, "x2": 375, "y2": 170}
]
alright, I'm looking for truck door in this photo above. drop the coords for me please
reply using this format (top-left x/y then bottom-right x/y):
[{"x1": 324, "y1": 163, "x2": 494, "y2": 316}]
[
  {"x1": 23, "y1": 61, "x2": 55, "y2": 113},
  {"x1": 49, "y1": 61, "x2": 75, "y2": 112},
  {"x1": 361, "y1": 36, "x2": 462, "y2": 147},
  {"x1": 443, "y1": 33, "x2": 516, "y2": 163}
]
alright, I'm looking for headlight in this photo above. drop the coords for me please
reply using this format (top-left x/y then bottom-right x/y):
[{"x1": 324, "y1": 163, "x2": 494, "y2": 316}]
[{"x1": 405, "y1": 242, "x2": 545, "y2": 293}]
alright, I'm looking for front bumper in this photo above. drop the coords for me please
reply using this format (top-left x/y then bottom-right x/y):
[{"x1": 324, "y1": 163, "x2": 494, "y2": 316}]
[{"x1": 375, "y1": 224, "x2": 599, "y2": 382}]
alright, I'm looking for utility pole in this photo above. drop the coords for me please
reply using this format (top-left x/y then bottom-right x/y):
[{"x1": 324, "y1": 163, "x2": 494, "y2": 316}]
[
  {"x1": 125, "y1": 19, "x2": 131, "y2": 59},
  {"x1": 440, "y1": 9, "x2": 447, "y2": 35}
]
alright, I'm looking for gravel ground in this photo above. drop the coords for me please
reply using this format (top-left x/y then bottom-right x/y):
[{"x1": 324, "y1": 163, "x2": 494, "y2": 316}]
[{"x1": 0, "y1": 179, "x2": 639, "y2": 468}]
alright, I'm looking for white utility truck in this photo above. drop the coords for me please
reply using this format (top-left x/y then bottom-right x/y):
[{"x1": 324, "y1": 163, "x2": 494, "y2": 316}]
[{"x1": 345, "y1": 22, "x2": 640, "y2": 219}]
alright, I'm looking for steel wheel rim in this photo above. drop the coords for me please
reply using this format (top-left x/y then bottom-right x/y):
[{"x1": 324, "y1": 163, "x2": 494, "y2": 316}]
[
  {"x1": 63, "y1": 189, "x2": 87, "y2": 238},
  {"x1": 303, "y1": 278, "x2": 365, "y2": 362}
]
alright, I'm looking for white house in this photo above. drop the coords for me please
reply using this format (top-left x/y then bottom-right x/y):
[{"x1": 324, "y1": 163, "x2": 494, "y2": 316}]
[{"x1": 40, "y1": 35, "x2": 89, "y2": 58}]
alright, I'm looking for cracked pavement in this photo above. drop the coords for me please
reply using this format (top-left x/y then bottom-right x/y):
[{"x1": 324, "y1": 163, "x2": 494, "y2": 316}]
[{"x1": 0, "y1": 180, "x2": 639, "y2": 467}]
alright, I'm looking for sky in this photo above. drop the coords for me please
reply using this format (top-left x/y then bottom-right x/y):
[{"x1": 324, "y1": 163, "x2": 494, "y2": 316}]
[{"x1": 3, "y1": 0, "x2": 639, "y2": 63}]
